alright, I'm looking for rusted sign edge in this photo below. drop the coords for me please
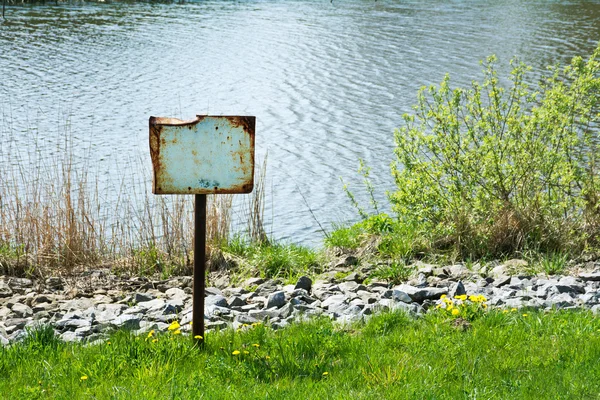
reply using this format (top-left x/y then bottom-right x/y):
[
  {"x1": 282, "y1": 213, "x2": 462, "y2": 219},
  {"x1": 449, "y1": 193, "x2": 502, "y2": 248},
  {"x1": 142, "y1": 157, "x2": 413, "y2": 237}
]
[{"x1": 149, "y1": 115, "x2": 256, "y2": 195}]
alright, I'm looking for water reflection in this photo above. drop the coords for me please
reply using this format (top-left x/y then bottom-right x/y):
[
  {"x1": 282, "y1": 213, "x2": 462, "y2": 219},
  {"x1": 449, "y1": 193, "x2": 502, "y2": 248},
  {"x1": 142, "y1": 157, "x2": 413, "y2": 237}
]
[{"x1": 1, "y1": 0, "x2": 599, "y2": 246}]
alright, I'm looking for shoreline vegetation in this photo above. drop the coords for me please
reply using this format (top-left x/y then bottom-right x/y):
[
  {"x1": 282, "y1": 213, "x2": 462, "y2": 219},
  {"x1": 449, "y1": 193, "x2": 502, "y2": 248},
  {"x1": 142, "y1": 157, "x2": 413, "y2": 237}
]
[
  {"x1": 2, "y1": 45, "x2": 600, "y2": 285},
  {"x1": 1, "y1": 40, "x2": 600, "y2": 400}
]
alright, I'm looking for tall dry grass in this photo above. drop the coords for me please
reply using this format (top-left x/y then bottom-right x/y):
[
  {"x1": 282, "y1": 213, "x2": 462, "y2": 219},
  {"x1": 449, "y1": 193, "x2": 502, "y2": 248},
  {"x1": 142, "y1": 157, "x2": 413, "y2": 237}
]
[{"x1": 0, "y1": 128, "x2": 266, "y2": 278}]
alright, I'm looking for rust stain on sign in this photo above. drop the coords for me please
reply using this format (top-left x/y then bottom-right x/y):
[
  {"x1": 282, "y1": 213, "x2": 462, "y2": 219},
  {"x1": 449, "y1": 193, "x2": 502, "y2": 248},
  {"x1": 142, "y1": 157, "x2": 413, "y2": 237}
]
[{"x1": 149, "y1": 115, "x2": 255, "y2": 194}]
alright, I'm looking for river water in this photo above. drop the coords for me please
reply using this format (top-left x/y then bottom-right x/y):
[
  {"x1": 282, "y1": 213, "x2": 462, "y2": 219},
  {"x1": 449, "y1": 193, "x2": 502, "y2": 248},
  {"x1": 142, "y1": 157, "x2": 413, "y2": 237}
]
[{"x1": 1, "y1": 0, "x2": 599, "y2": 246}]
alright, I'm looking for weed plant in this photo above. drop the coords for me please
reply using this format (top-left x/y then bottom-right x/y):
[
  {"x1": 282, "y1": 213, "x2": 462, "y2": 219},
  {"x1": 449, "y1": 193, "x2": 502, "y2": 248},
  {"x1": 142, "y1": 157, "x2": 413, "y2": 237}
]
[
  {"x1": 0, "y1": 126, "x2": 267, "y2": 277},
  {"x1": 223, "y1": 235, "x2": 321, "y2": 283}
]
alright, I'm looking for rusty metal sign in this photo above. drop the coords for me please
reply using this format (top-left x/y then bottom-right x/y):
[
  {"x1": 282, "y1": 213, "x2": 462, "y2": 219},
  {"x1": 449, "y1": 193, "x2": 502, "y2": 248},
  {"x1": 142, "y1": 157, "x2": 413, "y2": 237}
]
[
  {"x1": 149, "y1": 114, "x2": 256, "y2": 348},
  {"x1": 149, "y1": 115, "x2": 255, "y2": 194}
]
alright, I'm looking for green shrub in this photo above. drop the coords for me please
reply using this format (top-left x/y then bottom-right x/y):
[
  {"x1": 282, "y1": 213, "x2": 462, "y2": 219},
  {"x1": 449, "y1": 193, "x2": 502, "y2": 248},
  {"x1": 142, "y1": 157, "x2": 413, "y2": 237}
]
[{"x1": 391, "y1": 45, "x2": 600, "y2": 258}]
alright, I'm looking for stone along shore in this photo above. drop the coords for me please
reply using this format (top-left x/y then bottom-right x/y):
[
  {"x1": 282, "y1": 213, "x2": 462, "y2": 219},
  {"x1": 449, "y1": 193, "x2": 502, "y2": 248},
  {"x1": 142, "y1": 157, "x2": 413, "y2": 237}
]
[{"x1": 2, "y1": 258, "x2": 600, "y2": 345}]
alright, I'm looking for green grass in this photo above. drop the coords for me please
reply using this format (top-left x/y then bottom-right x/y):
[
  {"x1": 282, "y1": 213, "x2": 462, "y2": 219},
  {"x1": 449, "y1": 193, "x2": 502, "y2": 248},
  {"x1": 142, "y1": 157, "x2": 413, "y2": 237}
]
[
  {"x1": 223, "y1": 235, "x2": 322, "y2": 284},
  {"x1": 2, "y1": 310, "x2": 600, "y2": 399}
]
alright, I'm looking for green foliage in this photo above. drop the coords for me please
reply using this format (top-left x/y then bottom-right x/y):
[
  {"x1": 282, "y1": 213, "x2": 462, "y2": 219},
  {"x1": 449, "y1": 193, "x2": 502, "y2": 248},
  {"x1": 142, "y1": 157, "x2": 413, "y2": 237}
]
[
  {"x1": 341, "y1": 159, "x2": 381, "y2": 220},
  {"x1": 390, "y1": 45, "x2": 600, "y2": 258},
  {"x1": 2, "y1": 311, "x2": 600, "y2": 399},
  {"x1": 369, "y1": 261, "x2": 414, "y2": 285},
  {"x1": 223, "y1": 235, "x2": 321, "y2": 281},
  {"x1": 323, "y1": 223, "x2": 365, "y2": 249}
]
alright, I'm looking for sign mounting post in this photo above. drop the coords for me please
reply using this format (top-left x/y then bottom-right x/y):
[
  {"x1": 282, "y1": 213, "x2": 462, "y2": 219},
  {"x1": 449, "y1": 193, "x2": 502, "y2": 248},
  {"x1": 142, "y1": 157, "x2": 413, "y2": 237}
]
[{"x1": 150, "y1": 115, "x2": 256, "y2": 346}]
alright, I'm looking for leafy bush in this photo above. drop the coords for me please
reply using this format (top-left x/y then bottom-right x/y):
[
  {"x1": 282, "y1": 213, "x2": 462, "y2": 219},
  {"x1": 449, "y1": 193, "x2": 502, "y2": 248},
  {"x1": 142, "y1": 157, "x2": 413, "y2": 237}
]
[{"x1": 391, "y1": 45, "x2": 600, "y2": 258}]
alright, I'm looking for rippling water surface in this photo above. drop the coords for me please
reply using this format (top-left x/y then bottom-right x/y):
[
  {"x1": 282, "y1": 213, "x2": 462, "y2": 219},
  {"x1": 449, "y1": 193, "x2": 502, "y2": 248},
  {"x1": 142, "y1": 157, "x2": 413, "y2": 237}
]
[{"x1": 1, "y1": 0, "x2": 599, "y2": 245}]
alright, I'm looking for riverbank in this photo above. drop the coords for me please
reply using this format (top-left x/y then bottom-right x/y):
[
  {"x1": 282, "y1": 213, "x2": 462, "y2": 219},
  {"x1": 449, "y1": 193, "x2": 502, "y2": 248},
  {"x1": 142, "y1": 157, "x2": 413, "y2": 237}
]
[
  {"x1": 2, "y1": 250, "x2": 600, "y2": 346},
  {"x1": 2, "y1": 300, "x2": 600, "y2": 399}
]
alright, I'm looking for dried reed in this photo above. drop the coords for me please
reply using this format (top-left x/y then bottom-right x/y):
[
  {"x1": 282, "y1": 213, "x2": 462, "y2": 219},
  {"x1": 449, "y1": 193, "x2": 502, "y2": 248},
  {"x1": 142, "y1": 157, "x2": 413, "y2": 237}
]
[{"x1": 0, "y1": 128, "x2": 262, "y2": 278}]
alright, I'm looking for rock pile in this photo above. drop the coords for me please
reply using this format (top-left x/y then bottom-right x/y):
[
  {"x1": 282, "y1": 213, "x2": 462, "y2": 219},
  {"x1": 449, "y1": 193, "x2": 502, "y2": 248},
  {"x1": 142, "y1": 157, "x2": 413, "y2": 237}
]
[{"x1": 1, "y1": 260, "x2": 600, "y2": 345}]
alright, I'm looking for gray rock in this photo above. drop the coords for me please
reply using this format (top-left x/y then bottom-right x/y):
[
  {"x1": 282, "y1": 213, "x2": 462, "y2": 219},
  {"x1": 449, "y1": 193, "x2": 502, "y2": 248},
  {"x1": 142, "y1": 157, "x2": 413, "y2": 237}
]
[
  {"x1": 205, "y1": 287, "x2": 224, "y2": 297},
  {"x1": 492, "y1": 275, "x2": 511, "y2": 287},
  {"x1": 378, "y1": 299, "x2": 417, "y2": 314},
  {"x1": 394, "y1": 284, "x2": 447, "y2": 302},
  {"x1": 60, "y1": 331, "x2": 82, "y2": 342},
  {"x1": 235, "y1": 314, "x2": 260, "y2": 325},
  {"x1": 0, "y1": 334, "x2": 8, "y2": 346},
  {"x1": 137, "y1": 298, "x2": 166, "y2": 311},
  {"x1": 266, "y1": 291, "x2": 286, "y2": 309},
  {"x1": 579, "y1": 272, "x2": 600, "y2": 282},
  {"x1": 390, "y1": 289, "x2": 412, "y2": 304},
  {"x1": 206, "y1": 295, "x2": 229, "y2": 308},
  {"x1": 339, "y1": 281, "x2": 360, "y2": 293},
  {"x1": 450, "y1": 281, "x2": 466, "y2": 298},
  {"x1": 295, "y1": 276, "x2": 312, "y2": 292},
  {"x1": 242, "y1": 277, "x2": 266, "y2": 289},
  {"x1": 110, "y1": 314, "x2": 142, "y2": 330},
  {"x1": 165, "y1": 298, "x2": 184, "y2": 313},
  {"x1": 11, "y1": 303, "x2": 33, "y2": 318},
  {"x1": 343, "y1": 272, "x2": 364, "y2": 283},
  {"x1": 0, "y1": 282, "x2": 13, "y2": 298},
  {"x1": 553, "y1": 283, "x2": 585, "y2": 295},
  {"x1": 448, "y1": 265, "x2": 470, "y2": 279},
  {"x1": 249, "y1": 309, "x2": 280, "y2": 321},
  {"x1": 547, "y1": 293, "x2": 575, "y2": 309},
  {"x1": 206, "y1": 321, "x2": 229, "y2": 330},
  {"x1": 321, "y1": 294, "x2": 347, "y2": 309},
  {"x1": 165, "y1": 287, "x2": 187, "y2": 299},
  {"x1": 255, "y1": 281, "x2": 280, "y2": 297},
  {"x1": 61, "y1": 298, "x2": 95, "y2": 311},
  {"x1": 0, "y1": 306, "x2": 12, "y2": 319},
  {"x1": 278, "y1": 303, "x2": 294, "y2": 319},
  {"x1": 56, "y1": 318, "x2": 92, "y2": 331},
  {"x1": 45, "y1": 277, "x2": 64, "y2": 291},
  {"x1": 503, "y1": 298, "x2": 524, "y2": 308},
  {"x1": 228, "y1": 296, "x2": 246, "y2": 308},
  {"x1": 133, "y1": 292, "x2": 155, "y2": 303}
]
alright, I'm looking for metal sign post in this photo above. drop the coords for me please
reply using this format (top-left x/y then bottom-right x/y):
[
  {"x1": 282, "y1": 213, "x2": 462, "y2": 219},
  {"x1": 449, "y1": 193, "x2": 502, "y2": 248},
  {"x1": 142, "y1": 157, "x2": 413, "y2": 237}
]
[{"x1": 150, "y1": 115, "x2": 255, "y2": 346}]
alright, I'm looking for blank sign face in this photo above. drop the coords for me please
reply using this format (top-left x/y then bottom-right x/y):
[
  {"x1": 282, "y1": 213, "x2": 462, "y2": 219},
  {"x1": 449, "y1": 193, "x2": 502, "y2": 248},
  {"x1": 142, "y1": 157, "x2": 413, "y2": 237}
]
[{"x1": 149, "y1": 115, "x2": 255, "y2": 194}]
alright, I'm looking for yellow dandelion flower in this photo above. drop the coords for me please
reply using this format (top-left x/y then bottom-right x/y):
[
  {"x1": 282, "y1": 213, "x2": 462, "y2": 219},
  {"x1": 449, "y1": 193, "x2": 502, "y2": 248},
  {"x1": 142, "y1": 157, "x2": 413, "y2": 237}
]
[
  {"x1": 322, "y1": 372, "x2": 329, "y2": 376},
  {"x1": 265, "y1": 355, "x2": 271, "y2": 360},
  {"x1": 244, "y1": 351, "x2": 249, "y2": 355},
  {"x1": 107, "y1": 341, "x2": 111, "y2": 345},
  {"x1": 522, "y1": 313, "x2": 528, "y2": 317},
  {"x1": 252, "y1": 343, "x2": 260, "y2": 348},
  {"x1": 502, "y1": 309, "x2": 509, "y2": 314},
  {"x1": 194, "y1": 335, "x2": 203, "y2": 340},
  {"x1": 147, "y1": 330, "x2": 155, "y2": 338},
  {"x1": 454, "y1": 295, "x2": 467, "y2": 301},
  {"x1": 435, "y1": 304, "x2": 441, "y2": 309},
  {"x1": 189, "y1": 321, "x2": 193, "y2": 325},
  {"x1": 168, "y1": 321, "x2": 180, "y2": 331},
  {"x1": 152, "y1": 339, "x2": 158, "y2": 343},
  {"x1": 447, "y1": 304, "x2": 453, "y2": 311},
  {"x1": 468, "y1": 295, "x2": 477, "y2": 302},
  {"x1": 451, "y1": 308, "x2": 460, "y2": 316},
  {"x1": 440, "y1": 294, "x2": 447, "y2": 299},
  {"x1": 80, "y1": 375, "x2": 88, "y2": 381},
  {"x1": 482, "y1": 303, "x2": 487, "y2": 309},
  {"x1": 232, "y1": 350, "x2": 241, "y2": 355},
  {"x1": 173, "y1": 329, "x2": 181, "y2": 335},
  {"x1": 511, "y1": 308, "x2": 517, "y2": 312},
  {"x1": 479, "y1": 295, "x2": 487, "y2": 302}
]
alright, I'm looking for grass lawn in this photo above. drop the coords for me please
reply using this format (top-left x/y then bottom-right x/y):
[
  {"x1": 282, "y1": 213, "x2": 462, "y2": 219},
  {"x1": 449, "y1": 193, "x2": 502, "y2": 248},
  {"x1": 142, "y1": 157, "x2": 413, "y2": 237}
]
[{"x1": 1, "y1": 309, "x2": 599, "y2": 399}]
